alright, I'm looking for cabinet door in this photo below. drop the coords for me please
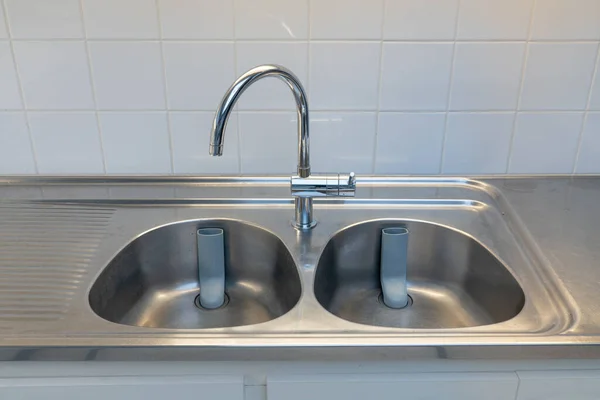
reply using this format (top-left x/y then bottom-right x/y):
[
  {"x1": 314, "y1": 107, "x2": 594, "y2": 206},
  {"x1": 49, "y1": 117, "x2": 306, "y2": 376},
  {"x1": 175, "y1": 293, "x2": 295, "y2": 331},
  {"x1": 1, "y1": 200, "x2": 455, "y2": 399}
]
[
  {"x1": 517, "y1": 370, "x2": 600, "y2": 400},
  {"x1": 0, "y1": 375, "x2": 243, "y2": 400},
  {"x1": 268, "y1": 372, "x2": 518, "y2": 400}
]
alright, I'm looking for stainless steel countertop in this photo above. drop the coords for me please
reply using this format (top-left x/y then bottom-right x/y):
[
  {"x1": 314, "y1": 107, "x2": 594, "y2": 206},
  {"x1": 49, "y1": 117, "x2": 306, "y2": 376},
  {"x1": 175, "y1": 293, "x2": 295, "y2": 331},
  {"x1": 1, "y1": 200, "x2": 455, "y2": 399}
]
[{"x1": 0, "y1": 175, "x2": 598, "y2": 361}]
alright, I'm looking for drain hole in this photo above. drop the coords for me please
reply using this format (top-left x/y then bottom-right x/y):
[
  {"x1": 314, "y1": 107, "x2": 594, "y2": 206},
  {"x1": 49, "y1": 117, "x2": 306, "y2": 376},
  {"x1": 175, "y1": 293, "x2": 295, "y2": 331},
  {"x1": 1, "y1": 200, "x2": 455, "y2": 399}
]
[
  {"x1": 194, "y1": 293, "x2": 230, "y2": 310},
  {"x1": 378, "y1": 292, "x2": 413, "y2": 309}
]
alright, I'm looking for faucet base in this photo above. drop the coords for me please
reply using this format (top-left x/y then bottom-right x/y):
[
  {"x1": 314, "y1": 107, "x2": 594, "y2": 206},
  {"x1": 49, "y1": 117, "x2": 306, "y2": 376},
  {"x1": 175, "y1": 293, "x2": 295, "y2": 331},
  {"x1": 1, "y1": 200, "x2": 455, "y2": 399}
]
[
  {"x1": 294, "y1": 197, "x2": 316, "y2": 230},
  {"x1": 292, "y1": 219, "x2": 318, "y2": 230}
]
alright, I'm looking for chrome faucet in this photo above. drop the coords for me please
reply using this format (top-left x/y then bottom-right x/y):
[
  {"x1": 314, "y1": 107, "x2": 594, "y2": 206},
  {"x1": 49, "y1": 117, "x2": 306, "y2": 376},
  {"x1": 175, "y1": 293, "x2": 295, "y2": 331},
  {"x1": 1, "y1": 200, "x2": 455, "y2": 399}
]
[{"x1": 209, "y1": 64, "x2": 356, "y2": 229}]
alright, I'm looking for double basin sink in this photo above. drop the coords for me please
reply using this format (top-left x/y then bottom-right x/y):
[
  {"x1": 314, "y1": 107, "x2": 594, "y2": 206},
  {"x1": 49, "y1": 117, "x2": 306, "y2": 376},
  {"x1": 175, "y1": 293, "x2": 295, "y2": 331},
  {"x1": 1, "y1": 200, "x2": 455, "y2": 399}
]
[{"x1": 85, "y1": 179, "x2": 572, "y2": 336}]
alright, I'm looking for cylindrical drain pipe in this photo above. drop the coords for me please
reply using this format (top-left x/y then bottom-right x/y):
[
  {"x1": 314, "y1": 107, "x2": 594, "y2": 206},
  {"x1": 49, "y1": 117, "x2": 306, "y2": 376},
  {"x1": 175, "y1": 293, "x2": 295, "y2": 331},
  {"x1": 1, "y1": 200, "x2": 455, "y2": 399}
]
[{"x1": 380, "y1": 227, "x2": 409, "y2": 309}]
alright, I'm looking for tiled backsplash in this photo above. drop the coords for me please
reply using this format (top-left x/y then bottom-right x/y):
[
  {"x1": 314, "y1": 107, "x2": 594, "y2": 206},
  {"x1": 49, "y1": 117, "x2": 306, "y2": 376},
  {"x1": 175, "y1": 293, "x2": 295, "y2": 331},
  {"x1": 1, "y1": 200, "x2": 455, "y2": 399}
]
[{"x1": 1, "y1": 0, "x2": 600, "y2": 175}]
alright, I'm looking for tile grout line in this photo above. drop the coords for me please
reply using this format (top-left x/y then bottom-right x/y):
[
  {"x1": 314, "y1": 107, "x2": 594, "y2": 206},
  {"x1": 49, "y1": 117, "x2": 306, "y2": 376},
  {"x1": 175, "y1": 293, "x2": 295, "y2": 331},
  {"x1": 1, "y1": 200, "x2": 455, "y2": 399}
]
[
  {"x1": 2, "y1": 0, "x2": 39, "y2": 174},
  {"x1": 306, "y1": 0, "x2": 312, "y2": 175},
  {"x1": 438, "y1": 0, "x2": 463, "y2": 175},
  {"x1": 232, "y1": 0, "x2": 242, "y2": 175},
  {"x1": 8, "y1": 108, "x2": 593, "y2": 114},
  {"x1": 571, "y1": 41, "x2": 600, "y2": 174},
  {"x1": 2, "y1": 38, "x2": 600, "y2": 44},
  {"x1": 155, "y1": 0, "x2": 175, "y2": 175},
  {"x1": 505, "y1": 0, "x2": 537, "y2": 174},
  {"x1": 370, "y1": 0, "x2": 387, "y2": 174},
  {"x1": 78, "y1": 0, "x2": 106, "y2": 174}
]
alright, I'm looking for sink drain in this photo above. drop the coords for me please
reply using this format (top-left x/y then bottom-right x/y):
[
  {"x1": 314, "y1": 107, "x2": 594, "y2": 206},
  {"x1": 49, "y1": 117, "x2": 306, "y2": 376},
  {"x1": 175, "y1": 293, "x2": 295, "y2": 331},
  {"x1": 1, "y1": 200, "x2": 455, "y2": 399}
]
[
  {"x1": 194, "y1": 293, "x2": 230, "y2": 310},
  {"x1": 378, "y1": 292, "x2": 413, "y2": 309}
]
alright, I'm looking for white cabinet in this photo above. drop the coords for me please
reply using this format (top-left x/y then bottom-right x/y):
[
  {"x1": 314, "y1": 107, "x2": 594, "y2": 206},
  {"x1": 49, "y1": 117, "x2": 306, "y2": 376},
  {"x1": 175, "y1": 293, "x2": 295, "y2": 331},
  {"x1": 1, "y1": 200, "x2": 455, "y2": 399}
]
[
  {"x1": 516, "y1": 370, "x2": 600, "y2": 400},
  {"x1": 0, "y1": 375, "x2": 243, "y2": 400},
  {"x1": 268, "y1": 372, "x2": 519, "y2": 400}
]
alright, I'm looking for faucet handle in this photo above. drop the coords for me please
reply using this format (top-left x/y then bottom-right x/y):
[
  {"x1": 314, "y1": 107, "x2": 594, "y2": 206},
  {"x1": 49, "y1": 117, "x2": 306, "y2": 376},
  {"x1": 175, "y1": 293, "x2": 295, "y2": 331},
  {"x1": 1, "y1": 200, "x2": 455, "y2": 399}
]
[
  {"x1": 338, "y1": 172, "x2": 356, "y2": 197},
  {"x1": 291, "y1": 173, "x2": 356, "y2": 198}
]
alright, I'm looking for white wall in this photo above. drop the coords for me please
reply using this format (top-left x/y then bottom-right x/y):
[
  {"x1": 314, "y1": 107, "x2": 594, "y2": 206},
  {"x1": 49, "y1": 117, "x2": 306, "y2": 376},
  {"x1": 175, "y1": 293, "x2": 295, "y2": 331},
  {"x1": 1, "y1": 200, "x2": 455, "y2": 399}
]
[{"x1": 0, "y1": 0, "x2": 599, "y2": 176}]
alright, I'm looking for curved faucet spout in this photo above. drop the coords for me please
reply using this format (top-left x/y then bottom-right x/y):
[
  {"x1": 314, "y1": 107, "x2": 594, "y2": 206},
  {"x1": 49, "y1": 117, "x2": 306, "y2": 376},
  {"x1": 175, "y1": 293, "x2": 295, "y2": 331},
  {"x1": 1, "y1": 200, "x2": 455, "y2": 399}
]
[{"x1": 209, "y1": 64, "x2": 310, "y2": 178}]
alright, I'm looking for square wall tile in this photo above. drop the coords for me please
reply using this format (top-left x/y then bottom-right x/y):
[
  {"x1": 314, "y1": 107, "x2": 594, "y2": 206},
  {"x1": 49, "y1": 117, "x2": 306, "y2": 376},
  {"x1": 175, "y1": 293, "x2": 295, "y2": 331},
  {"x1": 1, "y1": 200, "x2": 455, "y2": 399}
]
[
  {"x1": 234, "y1": 0, "x2": 308, "y2": 40},
  {"x1": 575, "y1": 113, "x2": 600, "y2": 173},
  {"x1": 531, "y1": 0, "x2": 600, "y2": 40},
  {"x1": 310, "y1": 0, "x2": 383, "y2": 39},
  {"x1": 82, "y1": 0, "x2": 159, "y2": 39},
  {"x1": 383, "y1": 0, "x2": 459, "y2": 40},
  {"x1": 164, "y1": 42, "x2": 235, "y2": 110},
  {"x1": 13, "y1": 41, "x2": 94, "y2": 109},
  {"x1": 509, "y1": 113, "x2": 583, "y2": 174},
  {"x1": 28, "y1": 112, "x2": 104, "y2": 174},
  {"x1": 590, "y1": 60, "x2": 600, "y2": 110},
  {"x1": 457, "y1": 0, "x2": 533, "y2": 40},
  {"x1": 0, "y1": 42, "x2": 23, "y2": 109},
  {"x1": 5, "y1": 0, "x2": 83, "y2": 39},
  {"x1": 0, "y1": 112, "x2": 35, "y2": 174},
  {"x1": 158, "y1": 0, "x2": 234, "y2": 39},
  {"x1": 310, "y1": 112, "x2": 376, "y2": 173},
  {"x1": 450, "y1": 43, "x2": 525, "y2": 111},
  {"x1": 520, "y1": 43, "x2": 598, "y2": 111},
  {"x1": 443, "y1": 113, "x2": 514, "y2": 174},
  {"x1": 0, "y1": 6, "x2": 7, "y2": 38},
  {"x1": 310, "y1": 42, "x2": 380, "y2": 110},
  {"x1": 100, "y1": 112, "x2": 172, "y2": 174},
  {"x1": 238, "y1": 112, "x2": 297, "y2": 174},
  {"x1": 380, "y1": 43, "x2": 453, "y2": 111},
  {"x1": 236, "y1": 42, "x2": 308, "y2": 110},
  {"x1": 375, "y1": 112, "x2": 445, "y2": 174},
  {"x1": 170, "y1": 112, "x2": 239, "y2": 174},
  {"x1": 89, "y1": 41, "x2": 165, "y2": 110}
]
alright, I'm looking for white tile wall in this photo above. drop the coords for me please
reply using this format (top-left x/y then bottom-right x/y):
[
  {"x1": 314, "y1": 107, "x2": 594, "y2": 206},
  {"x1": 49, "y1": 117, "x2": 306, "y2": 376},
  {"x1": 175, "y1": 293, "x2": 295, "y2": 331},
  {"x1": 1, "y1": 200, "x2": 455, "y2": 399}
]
[
  {"x1": 310, "y1": 42, "x2": 380, "y2": 110},
  {"x1": 380, "y1": 43, "x2": 453, "y2": 111},
  {"x1": 375, "y1": 113, "x2": 445, "y2": 174},
  {"x1": 0, "y1": 5, "x2": 7, "y2": 38},
  {"x1": 13, "y1": 41, "x2": 94, "y2": 109},
  {"x1": 443, "y1": 113, "x2": 514, "y2": 174},
  {"x1": 5, "y1": 0, "x2": 84, "y2": 39},
  {"x1": 82, "y1": 0, "x2": 159, "y2": 39},
  {"x1": 0, "y1": 41, "x2": 22, "y2": 109},
  {"x1": 0, "y1": 0, "x2": 599, "y2": 176},
  {"x1": 310, "y1": 112, "x2": 376, "y2": 173},
  {"x1": 520, "y1": 43, "x2": 598, "y2": 110},
  {"x1": 530, "y1": 0, "x2": 600, "y2": 40},
  {"x1": 450, "y1": 43, "x2": 525, "y2": 111},
  {"x1": 89, "y1": 41, "x2": 165, "y2": 110},
  {"x1": 158, "y1": 0, "x2": 234, "y2": 40},
  {"x1": 509, "y1": 113, "x2": 584, "y2": 173},
  {"x1": 383, "y1": 0, "x2": 459, "y2": 40},
  {"x1": 575, "y1": 113, "x2": 600, "y2": 173},
  {"x1": 457, "y1": 0, "x2": 534, "y2": 40},
  {"x1": 99, "y1": 112, "x2": 171, "y2": 173},
  {"x1": 28, "y1": 112, "x2": 104, "y2": 173},
  {"x1": 163, "y1": 42, "x2": 235, "y2": 110},
  {"x1": 310, "y1": 0, "x2": 383, "y2": 40},
  {"x1": 0, "y1": 112, "x2": 35, "y2": 174}
]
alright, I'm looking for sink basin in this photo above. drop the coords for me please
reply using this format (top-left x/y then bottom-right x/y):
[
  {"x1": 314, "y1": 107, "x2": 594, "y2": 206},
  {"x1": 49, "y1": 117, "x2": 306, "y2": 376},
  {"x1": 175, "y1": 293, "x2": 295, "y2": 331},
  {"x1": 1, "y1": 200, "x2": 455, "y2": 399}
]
[
  {"x1": 314, "y1": 220, "x2": 525, "y2": 329},
  {"x1": 89, "y1": 219, "x2": 301, "y2": 329}
]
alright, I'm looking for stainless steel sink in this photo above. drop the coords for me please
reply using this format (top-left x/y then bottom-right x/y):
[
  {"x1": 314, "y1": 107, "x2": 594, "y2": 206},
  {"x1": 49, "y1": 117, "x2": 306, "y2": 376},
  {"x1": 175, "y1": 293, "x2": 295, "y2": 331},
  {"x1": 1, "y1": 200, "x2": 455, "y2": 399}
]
[
  {"x1": 0, "y1": 177, "x2": 578, "y2": 360},
  {"x1": 89, "y1": 219, "x2": 301, "y2": 329},
  {"x1": 314, "y1": 220, "x2": 525, "y2": 329}
]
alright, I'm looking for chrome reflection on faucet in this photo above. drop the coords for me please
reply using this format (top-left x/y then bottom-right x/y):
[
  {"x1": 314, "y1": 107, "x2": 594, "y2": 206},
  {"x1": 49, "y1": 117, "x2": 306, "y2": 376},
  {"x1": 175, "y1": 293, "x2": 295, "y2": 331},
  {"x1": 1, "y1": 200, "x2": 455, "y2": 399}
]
[{"x1": 209, "y1": 64, "x2": 356, "y2": 229}]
